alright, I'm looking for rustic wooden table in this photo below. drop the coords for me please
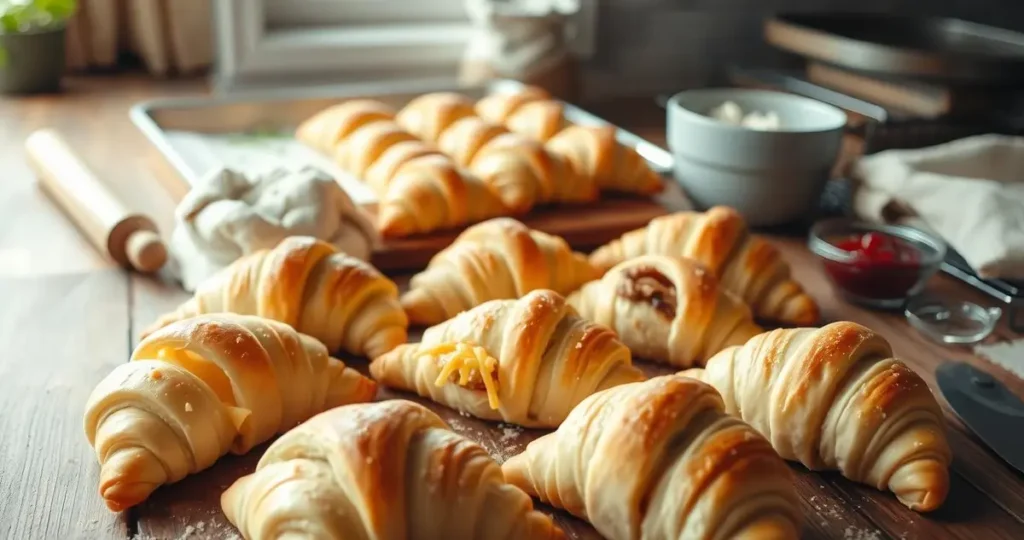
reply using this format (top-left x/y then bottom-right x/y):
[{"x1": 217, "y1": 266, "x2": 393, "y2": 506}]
[{"x1": 2, "y1": 74, "x2": 1023, "y2": 540}]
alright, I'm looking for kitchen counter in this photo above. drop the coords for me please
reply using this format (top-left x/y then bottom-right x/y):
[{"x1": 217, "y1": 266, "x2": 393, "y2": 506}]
[{"x1": 1, "y1": 73, "x2": 1023, "y2": 539}]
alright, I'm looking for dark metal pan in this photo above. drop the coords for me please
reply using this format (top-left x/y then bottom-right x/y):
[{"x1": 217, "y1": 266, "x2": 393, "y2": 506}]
[{"x1": 765, "y1": 13, "x2": 1024, "y2": 85}]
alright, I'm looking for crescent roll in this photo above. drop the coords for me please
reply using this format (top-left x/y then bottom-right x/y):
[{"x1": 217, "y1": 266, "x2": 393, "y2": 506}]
[
  {"x1": 395, "y1": 92, "x2": 477, "y2": 143},
  {"x1": 334, "y1": 120, "x2": 421, "y2": 179},
  {"x1": 589, "y1": 206, "x2": 819, "y2": 326},
  {"x1": 437, "y1": 115, "x2": 508, "y2": 167},
  {"x1": 469, "y1": 133, "x2": 598, "y2": 212},
  {"x1": 401, "y1": 217, "x2": 599, "y2": 325},
  {"x1": 505, "y1": 100, "x2": 572, "y2": 142},
  {"x1": 681, "y1": 321, "x2": 952, "y2": 512},
  {"x1": 568, "y1": 255, "x2": 763, "y2": 368},
  {"x1": 222, "y1": 400, "x2": 564, "y2": 540},
  {"x1": 84, "y1": 314, "x2": 377, "y2": 511},
  {"x1": 295, "y1": 99, "x2": 395, "y2": 154},
  {"x1": 370, "y1": 289, "x2": 644, "y2": 428},
  {"x1": 502, "y1": 375, "x2": 802, "y2": 540},
  {"x1": 376, "y1": 155, "x2": 510, "y2": 238},
  {"x1": 145, "y1": 236, "x2": 407, "y2": 359},
  {"x1": 475, "y1": 86, "x2": 550, "y2": 125},
  {"x1": 363, "y1": 139, "x2": 444, "y2": 196},
  {"x1": 545, "y1": 124, "x2": 664, "y2": 196}
]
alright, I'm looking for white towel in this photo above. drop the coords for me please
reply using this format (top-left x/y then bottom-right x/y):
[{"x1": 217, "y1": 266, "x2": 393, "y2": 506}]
[
  {"x1": 170, "y1": 166, "x2": 378, "y2": 291},
  {"x1": 852, "y1": 134, "x2": 1024, "y2": 280}
]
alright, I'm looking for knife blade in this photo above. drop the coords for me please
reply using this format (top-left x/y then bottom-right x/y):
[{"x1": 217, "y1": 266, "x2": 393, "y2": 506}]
[{"x1": 936, "y1": 361, "x2": 1024, "y2": 474}]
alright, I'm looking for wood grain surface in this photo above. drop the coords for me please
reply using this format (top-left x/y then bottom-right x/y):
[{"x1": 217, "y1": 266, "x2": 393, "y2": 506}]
[{"x1": 2, "y1": 74, "x2": 1024, "y2": 540}]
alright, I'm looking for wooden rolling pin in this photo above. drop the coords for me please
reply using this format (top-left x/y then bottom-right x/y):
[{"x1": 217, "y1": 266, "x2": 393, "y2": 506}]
[{"x1": 25, "y1": 129, "x2": 168, "y2": 273}]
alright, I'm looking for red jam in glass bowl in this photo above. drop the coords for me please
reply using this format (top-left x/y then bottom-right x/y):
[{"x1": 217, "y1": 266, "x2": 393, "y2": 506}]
[
  {"x1": 823, "y1": 232, "x2": 922, "y2": 299},
  {"x1": 809, "y1": 220, "x2": 946, "y2": 309}
]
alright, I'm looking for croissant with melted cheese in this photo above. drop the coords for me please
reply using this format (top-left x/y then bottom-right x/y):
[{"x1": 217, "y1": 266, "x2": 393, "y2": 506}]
[
  {"x1": 589, "y1": 206, "x2": 819, "y2": 326},
  {"x1": 222, "y1": 400, "x2": 565, "y2": 540},
  {"x1": 401, "y1": 218, "x2": 599, "y2": 325},
  {"x1": 502, "y1": 375, "x2": 802, "y2": 540},
  {"x1": 370, "y1": 289, "x2": 644, "y2": 428},
  {"x1": 681, "y1": 321, "x2": 952, "y2": 512},
  {"x1": 85, "y1": 314, "x2": 377, "y2": 512},
  {"x1": 144, "y1": 236, "x2": 407, "y2": 359},
  {"x1": 568, "y1": 255, "x2": 762, "y2": 368},
  {"x1": 295, "y1": 99, "x2": 395, "y2": 154}
]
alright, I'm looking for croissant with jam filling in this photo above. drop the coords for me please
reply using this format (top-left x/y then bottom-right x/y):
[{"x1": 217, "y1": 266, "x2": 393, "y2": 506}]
[
  {"x1": 568, "y1": 255, "x2": 762, "y2": 368},
  {"x1": 370, "y1": 289, "x2": 644, "y2": 428},
  {"x1": 589, "y1": 206, "x2": 819, "y2": 326}
]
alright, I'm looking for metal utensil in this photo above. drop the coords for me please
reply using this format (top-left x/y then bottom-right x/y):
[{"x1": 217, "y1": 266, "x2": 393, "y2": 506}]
[
  {"x1": 765, "y1": 13, "x2": 1024, "y2": 84},
  {"x1": 936, "y1": 361, "x2": 1024, "y2": 474}
]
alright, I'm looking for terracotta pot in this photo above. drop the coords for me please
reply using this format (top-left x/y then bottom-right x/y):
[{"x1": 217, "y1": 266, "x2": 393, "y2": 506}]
[{"x1": 0, "y1": 27, "x2": 67, "y2": 95}]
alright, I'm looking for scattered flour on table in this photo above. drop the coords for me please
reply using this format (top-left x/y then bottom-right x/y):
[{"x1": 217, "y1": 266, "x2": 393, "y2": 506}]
[
  {"x1": 806, "y1": 494, "x2": 843, "y2": 523},
  {"x1": 974, "y1": 339, "x2": 1024, "y2": 379},
  {"x1": 445, "y1": 418, "x2": 524, "y2": 464},
  {"x1": 844, "y1": 526, "x2": 882, "y2": 540}
]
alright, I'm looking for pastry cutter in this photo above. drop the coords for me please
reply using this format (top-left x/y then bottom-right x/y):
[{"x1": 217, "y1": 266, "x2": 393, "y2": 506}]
[{"x1": 936, "y1": 361, "x2": 1024, "y2": 474}]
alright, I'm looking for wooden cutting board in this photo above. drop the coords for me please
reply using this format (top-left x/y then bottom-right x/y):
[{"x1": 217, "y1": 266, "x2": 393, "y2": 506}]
[{"x1": 370, "y1": 192, "x2": 673, "y2": 271}]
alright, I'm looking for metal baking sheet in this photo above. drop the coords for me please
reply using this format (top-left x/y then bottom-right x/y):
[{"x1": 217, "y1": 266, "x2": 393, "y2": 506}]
[
  {"x1": 130, "y1": 79, "x2": 674, "y2": 205},
  {"x1": 765, "y1": 13, "x2": 1024, "y2": 85}
]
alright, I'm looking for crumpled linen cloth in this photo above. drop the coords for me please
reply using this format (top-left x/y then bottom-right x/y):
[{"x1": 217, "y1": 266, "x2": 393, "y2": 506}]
[
  {"x1": 460, "y1": 0, "x2": 579, "y2": 86},
  {"x1": 170, "y1": 166, "x2": 378, "y2": 291},
  {"x1": 852, "y1": 134, "x2": 1024, "y2": 280}
]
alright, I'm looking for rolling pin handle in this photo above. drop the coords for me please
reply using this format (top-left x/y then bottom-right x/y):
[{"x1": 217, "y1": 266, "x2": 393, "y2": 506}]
[
  {"x1": 25, "y1": 128, "x2": 168, "y2": 273},
  {"x1": 125, "y1": 229, "x2": 168, "y2": 273}
]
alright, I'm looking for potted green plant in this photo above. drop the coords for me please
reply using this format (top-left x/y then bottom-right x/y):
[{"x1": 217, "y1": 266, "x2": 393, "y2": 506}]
[{"x1": 0, "y1": 0, "x2": 77, "y2": 94}]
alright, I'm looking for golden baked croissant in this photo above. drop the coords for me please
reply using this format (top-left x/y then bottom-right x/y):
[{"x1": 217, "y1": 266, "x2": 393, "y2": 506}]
[
  {"x1": 295, "y1": 99, "x2": 395, "y2": 154},
  {"x1": 680, "y1": 321, "x2": 952, "y2": 512},
  {"x1": 371, "y1": 289, "x2": 644, "y2": 427},
  {"x1": 334, "y1": 120, "x2": 421, "y2": 179},
  {"x1": 545, "y1": 124, "x2": 664, "y2": 195},
  {"x1": 589, "y1": 206, "x2": 819, "y2": 326},
  {"x1": 568, "y1": 255, "x2": 763, "y2": 368},
  {"x1": 437, "y1": 115, "x2": 507, "y2": 167},
  {"x1": 401, "y1": 217, "x2": 599, "y2": 325},
  {"x1": 395, "y1": 92, "x2": 477, "y2": 143},
  {"x1": 469, "y1": 133, "x2": 598, "y2": 212},
  {"x1": 222, "y1": 400, "x2": 564, "y2": 540},
  {"x1": 428, "y1": 112, "x2": 596, "y2": 212},
  {"x1": 505, "y1": 100, "x2": 572, "y2": 142},
  {"x1": 502, "y1": 375, "x2": 802, "y2": 540},
  {"x1": 144, "y1": 236, "x2": 407, "y2": 359},
  {"x1": 475, "y1": 86, "x2": 550, "y2": 125},
  {"x1": 84, "y1": 314, "x2": 377, "y2": 512},
  {"x1": 363, "y1": 139, "x2": 443, "y2": 196},
  {"x1": 376, "y1": 155, "x2": 510, "y2": 238}
]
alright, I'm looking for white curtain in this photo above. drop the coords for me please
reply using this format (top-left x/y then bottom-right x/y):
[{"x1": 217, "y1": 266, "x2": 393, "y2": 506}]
[{"x1": 65, "y1": 0, "x2": 212, "y2": 76}]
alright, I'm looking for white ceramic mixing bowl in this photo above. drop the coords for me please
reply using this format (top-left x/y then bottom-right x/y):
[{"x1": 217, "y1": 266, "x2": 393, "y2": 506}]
[{"x1": 666, "y1": 88, "x2": 847, "y2": 226}]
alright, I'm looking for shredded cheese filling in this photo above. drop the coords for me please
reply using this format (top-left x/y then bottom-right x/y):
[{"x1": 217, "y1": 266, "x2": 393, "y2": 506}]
[{"x1": 421, "y1": 342, "x2": 501, "y2": 410}]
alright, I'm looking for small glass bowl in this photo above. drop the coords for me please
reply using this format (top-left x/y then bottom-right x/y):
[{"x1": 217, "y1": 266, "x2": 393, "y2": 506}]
[
  {"x1": 808, "y1": 219, "x2": 947, "y2": 309},
  {"x1": 905, "y1": 296, "x2": 1001, "y2": 344}
]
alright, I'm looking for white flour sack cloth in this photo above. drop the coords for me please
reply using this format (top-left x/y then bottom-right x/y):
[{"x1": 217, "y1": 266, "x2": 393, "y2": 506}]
[
  {"x1": 170, "y1": 166, "x2": 378, "y2": 291},
  {"x1": 852, "y1": 134, "x2": 1024, "y2": 280}
]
